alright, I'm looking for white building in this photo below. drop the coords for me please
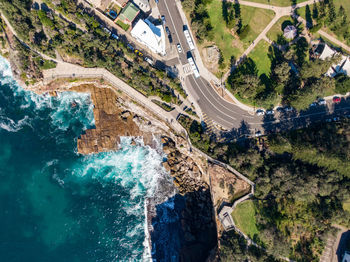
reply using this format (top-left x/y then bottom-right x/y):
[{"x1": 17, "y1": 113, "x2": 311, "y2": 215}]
[
  {"x1": 133, "y1": 0, "x2": 150, "y2": 13},
  {"x1": 319, "y1": 44, "x2": 336, "y2": 60},
  {"x1": 131, "y1": 19, "x2": 166, "y2": 56},
  {"x1": 283, "y1": 25, "x2": 297, "y2": 40}
]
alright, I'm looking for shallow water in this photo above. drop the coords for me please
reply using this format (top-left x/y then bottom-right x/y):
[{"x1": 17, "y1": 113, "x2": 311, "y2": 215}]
[{"x1": 0, "y1": 56, "x2": 176, "y2": 261}]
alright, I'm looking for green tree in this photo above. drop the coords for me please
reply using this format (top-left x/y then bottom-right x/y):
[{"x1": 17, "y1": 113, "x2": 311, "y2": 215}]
[
  {"x1": 328, "y1": 0, "x2": 336, "y2": 23},
  {"x1": 305, "y1": 5, "x2": 313, "y2": 28},
  {"x1": 312, "y1": 1, "x2": 319, "y2": 19}
]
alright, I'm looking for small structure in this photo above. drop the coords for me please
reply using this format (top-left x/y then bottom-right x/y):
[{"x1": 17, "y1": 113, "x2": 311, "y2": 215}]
[
  {"x1": 133, "y1": 0, "x2": 150, "y2": 13},
  {"x1": 319, "y1": 43, "x2": 337, "y2": 60},
  {"x1": 118, "y1": 1, "x2": 140, "y2": 26},
  {"x1": 283, "y1": 25, "x2": 297, "y2": 40},
  {"x1": 338, "y1": 57, "x2": 350, "y2": 76},
  {"x1": 131, "y1": 19, "x2": 166, "y2": 55}
]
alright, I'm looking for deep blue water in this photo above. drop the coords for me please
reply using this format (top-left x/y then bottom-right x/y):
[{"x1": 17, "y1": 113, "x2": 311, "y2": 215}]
[{"x1": 0, "y1": 56, "x2": 175, "y2": 261}]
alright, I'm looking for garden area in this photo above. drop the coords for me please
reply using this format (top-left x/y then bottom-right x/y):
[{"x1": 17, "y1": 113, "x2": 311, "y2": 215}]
[
  {"x1": 231, "y1": 200, "x2": 259, "y2": 239},
  {"x1": 247, "y1": 40, "x2": 271, "y2": 76}
]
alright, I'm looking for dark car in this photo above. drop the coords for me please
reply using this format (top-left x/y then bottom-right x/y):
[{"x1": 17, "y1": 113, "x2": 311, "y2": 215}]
[
  {"x1": 333, "y1": 96, "x2": 341, "y2": 103},
  {"x1": 165, "y1": 26, "x2": 172, "y2": 43}
]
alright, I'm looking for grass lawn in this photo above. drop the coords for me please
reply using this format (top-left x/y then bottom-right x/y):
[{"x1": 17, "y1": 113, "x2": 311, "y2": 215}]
[
  {"x1": 205, "y1": 0, "x2": 275, "y2": 73},
  {"x1": 115, "y1": 19, "x2": 130, "y2": 31},
  {"x1": 246, "y1": 0, "x2": 308, "y2": 7},
  {"x1": 231, "y1": 200, "x2": 259, "y2": 238},
  {"x1": 248, "y1": 40, "x2": 271, "y2": 76},
  {"x1": 267, "y1": 16, "x2": 294, "y2": 42}
]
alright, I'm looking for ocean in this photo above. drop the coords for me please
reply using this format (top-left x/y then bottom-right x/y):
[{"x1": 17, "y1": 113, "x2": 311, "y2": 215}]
[{"x1": 0, "y1": 56, "x2": 177, "y2": 261}]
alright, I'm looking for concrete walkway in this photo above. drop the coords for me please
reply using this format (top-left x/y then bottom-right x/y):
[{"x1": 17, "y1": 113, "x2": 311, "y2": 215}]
[{"x1": 43, "y1": 62, "x2": 185, "y2": 133}]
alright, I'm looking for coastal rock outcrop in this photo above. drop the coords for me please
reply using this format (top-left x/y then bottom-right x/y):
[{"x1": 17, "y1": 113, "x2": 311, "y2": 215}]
[{"x1": 150, "y1": 136, "x2": 217, "y2": 262}]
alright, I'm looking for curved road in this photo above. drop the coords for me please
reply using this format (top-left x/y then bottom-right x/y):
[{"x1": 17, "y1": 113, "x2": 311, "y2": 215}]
[{"x1": 159, "y1": 0, "x2": 350, "y2": 136}]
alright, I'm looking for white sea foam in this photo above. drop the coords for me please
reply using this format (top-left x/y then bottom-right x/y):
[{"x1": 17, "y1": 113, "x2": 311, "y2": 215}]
[{"x1": 0, "y1": 115, "x2": 32, "y2": 132}]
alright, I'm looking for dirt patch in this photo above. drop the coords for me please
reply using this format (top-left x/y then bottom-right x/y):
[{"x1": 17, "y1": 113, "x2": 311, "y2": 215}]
[
  {"x1": 202, "y1": 45, "x2": 220, "y2": 73},
  {"x1": 209, "y1": 163, "x2": 251, "y2": 208}
]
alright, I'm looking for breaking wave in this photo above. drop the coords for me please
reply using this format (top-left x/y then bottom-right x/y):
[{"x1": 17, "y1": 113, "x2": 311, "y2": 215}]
[{"x1": 0, "y1": 55, "x2": 176, "y2": 261}]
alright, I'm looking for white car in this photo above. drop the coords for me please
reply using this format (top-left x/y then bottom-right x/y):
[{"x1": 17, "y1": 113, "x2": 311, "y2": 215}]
[
  {"x1": 256, "y1": 109, "x2": 265, "y2": 116},
  {"x1": 255, "y1": 130, "x2": 262, "y2": 137},
  {"x1": 266, "y1": 110, "x2": 274, "y2": 115},
  {"x1": 177, "y1": 43, "x2": 182, "y2": 53},
  {"x1": 318, "y1": 99, "x2": 327, "y2": 105},
  {"x1": 284, "y1": 106, "x2": 294, "y2": 112}
]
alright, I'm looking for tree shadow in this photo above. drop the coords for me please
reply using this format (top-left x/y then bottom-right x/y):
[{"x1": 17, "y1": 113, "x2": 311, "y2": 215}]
[
  {"x1": 220, "y1": 119, "x2": 252, "y2": 141},
  {"x1": 150, "y1": 188, "x2": 217, "y2": 262},
  {"x1": 281, "y1": 20, "x2": 293, "y2": 31}
]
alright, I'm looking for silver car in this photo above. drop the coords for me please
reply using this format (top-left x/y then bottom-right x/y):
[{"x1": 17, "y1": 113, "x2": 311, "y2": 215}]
[{"x1": 177, "y1": 43, "x2": 182, "y2": 53}]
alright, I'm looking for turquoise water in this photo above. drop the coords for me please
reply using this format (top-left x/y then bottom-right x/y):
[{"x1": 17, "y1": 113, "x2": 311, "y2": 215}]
[{"x1": 0, "y1": 56, "x2": 175, "y2": 261}]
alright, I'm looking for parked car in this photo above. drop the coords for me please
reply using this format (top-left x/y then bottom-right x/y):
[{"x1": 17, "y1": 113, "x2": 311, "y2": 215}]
[
  {"x1": 266, "y1": 110, "x2": 274, "y2": 115},
  {"x1": 333, "y1": 116, "x2": 340, "y2": 121},
  {"x1": 333, "y1": 96, "x2": 341, "y2": 103},
  {"x1": 326, "y1": 118, "x2": 332, "y2": 122},
  {"x1": 161, "y1": 15, "x2": 166, "y2": 25},
  {"x1": 318, "y1": 98, "x2": 327, "y2": 105},
  {"x1": 284, "y1": 106, "x2": 294, "y2": 112},
  {"x1": 309, "y1": 102, "x2": 318, "y2": 107},
  {"x1": 111, "y1": 33, "x2": 119, "y2": 40},
  {"x1": 127, "y1": 43, "x2": 135, "y2": 51},
  {"x1": 165, "y1": 26, "x2": 172, "y2": 43},
  {"x1": 255, "y1": 130, "x2": 262, "y2": 137},
  {"x1": 276, "y1": 106, "x2": 284, "y2": 112},
  {"x1": 177, "y1": 43, "x2": 182, "y2": 53},
  {"x1": 144, "y1": 56, "x2": 154, "y2": 65},
  {"x1": 256, "y1": 109, "x2": 265, "y2": 116}
]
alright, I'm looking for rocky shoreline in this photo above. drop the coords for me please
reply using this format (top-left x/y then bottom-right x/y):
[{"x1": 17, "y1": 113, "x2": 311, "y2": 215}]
[
  {"x1": 24, "y1": 78, "x2": 219, "y2": 261},
  {"x1": 7, "y1": 72, "x2": 251, "y2": 261}
]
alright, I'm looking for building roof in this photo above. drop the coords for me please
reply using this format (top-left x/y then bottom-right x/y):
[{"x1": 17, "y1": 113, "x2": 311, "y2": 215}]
[
  {"x1": 283, "y1": 25, "x2": 297, "y2": 39},
  {"x1": 319, "y1": 44, "x2": 336, "y2": 60},
  {"x1": 130, "y1": 19, "x2": 166, "y2": 55},
  {"x1": 338, "y1": 57, "x2": 350, "y2": 76},
  {"x1": 133, "y1": 0, "x2": 150, "y2": 12},
  {"x1": 119, "y1": 1, "x2": 139, "y2": 23}
]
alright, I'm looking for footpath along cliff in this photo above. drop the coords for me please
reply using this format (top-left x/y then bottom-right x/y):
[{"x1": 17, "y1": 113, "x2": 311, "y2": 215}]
[{"x1": 15, "y1": 75, "x2": 251, "y2": 261}]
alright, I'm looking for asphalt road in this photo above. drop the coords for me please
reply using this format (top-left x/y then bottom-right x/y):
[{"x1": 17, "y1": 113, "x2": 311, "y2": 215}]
[{"x1": 157, "y1": 0, "x2": 350, "y2": 137}]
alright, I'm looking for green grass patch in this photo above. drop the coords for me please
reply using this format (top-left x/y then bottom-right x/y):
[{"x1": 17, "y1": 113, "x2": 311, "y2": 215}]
[
  {"x1": 248, "y1": 40, "x2": 271, "y2": 76},
  {"x1": 267, "y1": 16, "x2": 294, "y2": 42},
  {"x1": 205, "y1": 0, "x2": 275, "y2": 73},
  {"x1": 115, "y1": 19, "x2": 130, "y2": 31},
  {"x1": 343, "y1": 199, "x2": 350, "y2": 213},
  {"x1": 231, "y1": 200, "x2": 259, "y2": 238},
  {"x1": 240, "y1": 6, "x2": 275, "y2": 47},
  {"x1": 246, "y1": 0, "x2": 309, "y2": 6}
]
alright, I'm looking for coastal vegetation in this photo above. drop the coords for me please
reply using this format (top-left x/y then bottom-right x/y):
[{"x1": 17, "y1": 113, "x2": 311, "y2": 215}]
[
  {"x1": 0, "y1": 0, "x2": 186, "y2": 104},
  {"x1": 227, "y1": 36, "x2": 349, "y2": 110},
  {"x1": 179, "y1": 114, "x2": 350, "y2": 260}
]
